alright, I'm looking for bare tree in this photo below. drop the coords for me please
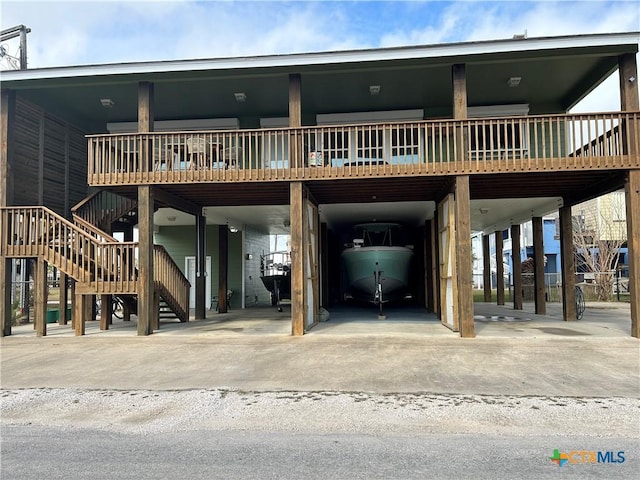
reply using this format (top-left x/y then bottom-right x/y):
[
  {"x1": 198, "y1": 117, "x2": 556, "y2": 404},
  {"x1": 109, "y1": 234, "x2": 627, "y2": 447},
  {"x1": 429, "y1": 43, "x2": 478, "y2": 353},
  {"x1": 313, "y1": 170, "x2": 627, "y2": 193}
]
[{"x1": 573, "y1": 192, "x2": 627, "y2": 301}]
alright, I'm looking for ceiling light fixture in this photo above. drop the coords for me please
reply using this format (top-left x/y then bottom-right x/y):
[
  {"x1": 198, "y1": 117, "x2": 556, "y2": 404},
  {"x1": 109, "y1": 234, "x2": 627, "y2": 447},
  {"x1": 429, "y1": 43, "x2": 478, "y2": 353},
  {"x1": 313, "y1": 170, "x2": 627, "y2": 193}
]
[
  {"x1": 234, "y1": 92, "x2": 247, "y2": 102},
  {"x1": 100, "y1": 98, "x2": 114, "y2": 108},
  {"x1": 507, "y1": 77, "x2": 522, "y2": 88},
  {"x1": 167, "y1": 215, "x2": 176, "y2": 222},
  {"x1": 369, "y1": 85, "x2": 381, "y2": 96}
]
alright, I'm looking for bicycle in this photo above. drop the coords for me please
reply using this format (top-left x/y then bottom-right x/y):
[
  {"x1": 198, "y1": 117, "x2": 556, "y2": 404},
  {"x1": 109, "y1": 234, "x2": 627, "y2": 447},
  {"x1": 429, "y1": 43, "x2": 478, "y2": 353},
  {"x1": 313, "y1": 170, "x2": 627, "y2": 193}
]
[
  {"x1": 575, "y1": 285, "x2": 585, "y2": 320},
  {"x1": 95, "y1": 296, "x2": 125, "y2": 320}
]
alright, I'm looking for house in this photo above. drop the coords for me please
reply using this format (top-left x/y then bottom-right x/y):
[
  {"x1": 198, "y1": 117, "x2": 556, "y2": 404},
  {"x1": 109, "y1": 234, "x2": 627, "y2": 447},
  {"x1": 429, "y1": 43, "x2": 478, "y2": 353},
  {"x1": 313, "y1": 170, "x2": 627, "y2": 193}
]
[{"x1": 1, "y1": 32, "x2": 638, "y2": 338}]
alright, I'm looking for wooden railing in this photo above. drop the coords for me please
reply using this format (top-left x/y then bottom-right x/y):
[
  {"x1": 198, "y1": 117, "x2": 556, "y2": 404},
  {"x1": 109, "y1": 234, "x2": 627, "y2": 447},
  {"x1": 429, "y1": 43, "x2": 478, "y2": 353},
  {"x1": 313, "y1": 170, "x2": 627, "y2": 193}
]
[
  {"x1": 87, "y1": 111, "x2": 640, "y2": 186},
  {"x1": 72, "y1": 190, "x2": 138, "y2": 232},
  {"x1": 154, "y1": 245, "x2": 190, "y2": 322},
  {"x1": 0, "y1": 206, "x2": 138, "y2": 294}
]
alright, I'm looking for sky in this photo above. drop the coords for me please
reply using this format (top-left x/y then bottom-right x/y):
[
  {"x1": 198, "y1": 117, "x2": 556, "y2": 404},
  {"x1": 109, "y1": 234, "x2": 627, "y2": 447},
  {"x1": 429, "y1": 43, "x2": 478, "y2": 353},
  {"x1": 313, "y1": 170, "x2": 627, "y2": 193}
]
[{"x1": 1, "y1": 0, "x2": 639, "y2": 111}]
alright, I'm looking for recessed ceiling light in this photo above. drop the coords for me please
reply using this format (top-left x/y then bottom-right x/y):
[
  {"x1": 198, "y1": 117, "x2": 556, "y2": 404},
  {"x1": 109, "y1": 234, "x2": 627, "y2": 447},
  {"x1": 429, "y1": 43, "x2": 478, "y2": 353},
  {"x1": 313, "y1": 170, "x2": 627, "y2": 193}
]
[
  {"x1": 369, "y1": 85, "x2": 381, "y2": 96},
  {"x1": 234, "y1": 92, "x2": 247, "y2": 102},
  {"x1": 507, "y1": 77, "x2": 522, "y2": 88},
  {"x1": 100, "y1": 98, "x2": 114, "y2": 107}
]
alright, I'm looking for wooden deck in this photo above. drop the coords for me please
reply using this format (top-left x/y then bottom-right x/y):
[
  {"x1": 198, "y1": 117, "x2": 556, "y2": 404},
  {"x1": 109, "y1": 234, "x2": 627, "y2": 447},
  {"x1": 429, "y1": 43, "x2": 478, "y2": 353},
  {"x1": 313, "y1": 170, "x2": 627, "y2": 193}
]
[{"x1": 87, "y1": 112, "x2": 640, "y2": 187}]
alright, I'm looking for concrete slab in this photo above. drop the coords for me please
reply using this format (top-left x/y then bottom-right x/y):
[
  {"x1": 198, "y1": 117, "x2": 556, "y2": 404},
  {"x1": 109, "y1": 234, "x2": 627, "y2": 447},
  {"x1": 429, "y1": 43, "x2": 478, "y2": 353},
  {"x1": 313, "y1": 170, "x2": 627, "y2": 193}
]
[{"x1": 1, "y1": 302, "x2": 637, "y2": 398}]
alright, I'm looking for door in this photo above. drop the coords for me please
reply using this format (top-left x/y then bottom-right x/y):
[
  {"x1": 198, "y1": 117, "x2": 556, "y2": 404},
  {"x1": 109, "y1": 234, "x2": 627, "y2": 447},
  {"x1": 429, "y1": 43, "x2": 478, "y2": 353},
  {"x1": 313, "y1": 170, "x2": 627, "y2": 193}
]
[{"x1": 185, "y1": 256, "x2": 211, "y2": 309}]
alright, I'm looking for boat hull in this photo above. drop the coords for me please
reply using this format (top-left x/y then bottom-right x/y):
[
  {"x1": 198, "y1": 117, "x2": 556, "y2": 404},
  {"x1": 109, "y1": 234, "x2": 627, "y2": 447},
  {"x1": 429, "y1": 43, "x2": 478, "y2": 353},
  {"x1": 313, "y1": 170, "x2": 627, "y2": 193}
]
[{"x1": 341, "y1": 246, "x2": 413, "y2": 303}]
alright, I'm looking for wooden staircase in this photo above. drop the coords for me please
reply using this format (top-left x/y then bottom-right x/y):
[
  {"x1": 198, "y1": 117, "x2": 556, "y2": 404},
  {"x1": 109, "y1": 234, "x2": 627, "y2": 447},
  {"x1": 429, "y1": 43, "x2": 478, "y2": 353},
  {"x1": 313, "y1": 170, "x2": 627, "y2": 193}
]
[{"x1": 0, "y1": 202, "x2": 190, "y2": 326}]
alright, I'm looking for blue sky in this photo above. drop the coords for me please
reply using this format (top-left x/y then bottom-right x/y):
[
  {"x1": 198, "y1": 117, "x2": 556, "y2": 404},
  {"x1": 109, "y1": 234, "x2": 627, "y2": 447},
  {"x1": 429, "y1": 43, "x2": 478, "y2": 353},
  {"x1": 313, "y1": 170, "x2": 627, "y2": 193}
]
[{"x1": 1, "y1": 1, "x2": 639, "y2": 110}]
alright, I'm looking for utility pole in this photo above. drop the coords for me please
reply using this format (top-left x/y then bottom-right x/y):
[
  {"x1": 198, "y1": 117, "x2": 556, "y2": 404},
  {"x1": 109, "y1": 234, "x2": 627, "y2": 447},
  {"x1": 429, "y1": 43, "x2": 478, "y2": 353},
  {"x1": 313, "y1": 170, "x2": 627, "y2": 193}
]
[{"x1": 0, "y1": 25, "x2": 31, "y2": 70}]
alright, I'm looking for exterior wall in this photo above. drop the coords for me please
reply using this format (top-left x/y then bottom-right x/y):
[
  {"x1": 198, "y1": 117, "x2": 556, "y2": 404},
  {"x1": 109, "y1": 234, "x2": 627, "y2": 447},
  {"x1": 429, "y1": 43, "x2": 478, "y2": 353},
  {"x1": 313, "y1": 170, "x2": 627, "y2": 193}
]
[
  {"x1": 242, "y1": 226, "x2": 271, "y2": 306},
  {"x1": 13, "y1": 95, "x2": 87, "y2": 215},
  {"x1": 575, "y1": 192, "x2": 627, "y2": 242},
  {"x1": 154, "y1": 224, "x2": 244, "y2": 309}
]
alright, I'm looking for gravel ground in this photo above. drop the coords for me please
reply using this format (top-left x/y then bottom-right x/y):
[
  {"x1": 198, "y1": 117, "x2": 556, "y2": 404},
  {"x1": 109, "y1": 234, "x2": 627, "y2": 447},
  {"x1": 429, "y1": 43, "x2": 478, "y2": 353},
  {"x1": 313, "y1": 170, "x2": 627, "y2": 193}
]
[{"x1": 2, "y1": 388, "x2": 638, "y2": 437}]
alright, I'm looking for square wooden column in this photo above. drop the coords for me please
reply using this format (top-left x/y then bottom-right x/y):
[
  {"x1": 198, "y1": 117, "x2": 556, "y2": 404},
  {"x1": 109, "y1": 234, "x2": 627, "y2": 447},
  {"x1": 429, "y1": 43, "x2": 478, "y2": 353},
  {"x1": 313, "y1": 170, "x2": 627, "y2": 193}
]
[
  {"x1": 511, "y1": 224, "x2": 523, "y2": 310},
  {"x1": 455, "y1": 176, "x2": 474, "y2": 338},
  {"x1": 532, "y1": 216, "x2": 546, "y2": 315},
  {"x1": 0, "y1": 90, "x2": 16, "y2": 337},
  {"x1": 482, "y1": 235, "x2": 492, "y2": 302},
  {"x1": 195, "y1": 213, "x2": 206, "y2": 319},
  {"x1": 289, "y1": 73, "x2": 303, "y2": 169},
  {"x1": 290, "y1": 182, "x2": 305, "y2": 336},
  {"x1": 58, "y1": 272, "x2": 69, "y2": 325},
  {"x1": 430, "y1": 218, "x2": 440, "y2": 315},
  {"x1": 495, "y1": 230, "x2": 505, "y2": 306},
  {"x1": 137, "y1": 185, "x2": 154, "y2": 336},
  {"x1": 559, "y1": 206, "x2": 577, "y2": 321},
  {"x1": 626, "y1": 170, "x2": 640, "y2": 338},
  {"x1": 217, "y1": 225, "x2": 229, "y2": 313},
  {"x1": 34, "y1": 257, "x2": 48, "y2": 337}
]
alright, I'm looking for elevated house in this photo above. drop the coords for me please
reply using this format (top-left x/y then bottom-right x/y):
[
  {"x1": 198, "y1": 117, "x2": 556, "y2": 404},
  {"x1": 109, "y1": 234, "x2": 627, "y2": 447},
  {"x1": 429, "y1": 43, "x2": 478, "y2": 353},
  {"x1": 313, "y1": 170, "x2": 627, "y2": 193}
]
[{"x1": 0, "y1": 32, "x2": 638, "y2": 337}]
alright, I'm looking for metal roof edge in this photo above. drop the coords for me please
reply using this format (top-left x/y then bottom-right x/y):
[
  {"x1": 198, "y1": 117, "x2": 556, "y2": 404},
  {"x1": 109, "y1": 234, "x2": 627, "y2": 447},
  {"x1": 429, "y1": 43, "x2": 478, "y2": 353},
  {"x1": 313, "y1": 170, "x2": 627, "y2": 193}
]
[{"x1": 1, "y1": 31, "x2": 638, "y2": 83}]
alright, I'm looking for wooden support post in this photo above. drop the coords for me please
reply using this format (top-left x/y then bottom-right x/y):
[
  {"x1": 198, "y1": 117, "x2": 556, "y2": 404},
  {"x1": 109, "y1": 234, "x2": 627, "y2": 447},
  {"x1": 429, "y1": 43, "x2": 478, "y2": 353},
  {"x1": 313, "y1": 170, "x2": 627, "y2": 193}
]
[
  {"x1": 290, "y1": 182, "x2": 305, "y2": 336},
  {"x1": 495, "y1": 230, "x2": 505, "y2": 306},
  {"x1": 137, "y1": 185, "x2": 154, "y2": 336},
  {"x1": 69, "y1": 279, "x2": 76, "y2": 328},
  {"x1": 34, "y1": 257, "x2": 47, "y2": 337},
  {"x1": 455, "y1": 176, "x2": 474, "y2": 338},
  {"x1": 559, "y1": 206, "x2": 577, "y2": 321},
  {"x1": 482, "y1": 235, "x2": 492, "y2": 302},
  {"x1": 289, "y1": 73, "x2": 303, "y2": 169},
  {"x1": 425, "y1": 220, "x2": 434, "y2": 311},
  {"x1": 511, "y1": 224, "x2": 523, "y2": 311},
  {"x1": 152, "y1": 290, "x2": 160, "y2": 331},
  {"x1": 626, "y1": 170, "x2": 640, "y2": 337},
  {"x1": 100, "y1": 294, "x2": 112, "y2": 330},
  {"x1": 532, "y1": 216, "x2": 546, "y2": 315},
  {"x1": 58, "y1": 272, "x2": 68, "y2": 325},
  {"x1": 320, "y1": 222, "x2": 329, "y2": 308},
  {"x1": 195, "y1": 213, "x2": 206, "y2": 319},
  {"x1": 430, "y1": 217, "x2": 440, "y2": 315},
  {"x1": 74, "y1": 294, "x2": 85, "y2": 336},
  {"x1": 1, "y1": 90, "x2": 15, "y2": 337},
  {"x1": 217, "y1": 225, "x2": 229, "y2": 313}
]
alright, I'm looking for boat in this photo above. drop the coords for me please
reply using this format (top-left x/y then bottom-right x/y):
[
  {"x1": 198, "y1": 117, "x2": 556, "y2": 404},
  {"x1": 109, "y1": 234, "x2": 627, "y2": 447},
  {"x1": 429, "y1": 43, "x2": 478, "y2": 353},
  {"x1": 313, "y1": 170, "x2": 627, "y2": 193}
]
[
  {"x1": 341, "y1": 223, "x2": 414, "y2": 309},
  {"x1": 260, "y1": 251, "x2": 291, "y2": 312}
]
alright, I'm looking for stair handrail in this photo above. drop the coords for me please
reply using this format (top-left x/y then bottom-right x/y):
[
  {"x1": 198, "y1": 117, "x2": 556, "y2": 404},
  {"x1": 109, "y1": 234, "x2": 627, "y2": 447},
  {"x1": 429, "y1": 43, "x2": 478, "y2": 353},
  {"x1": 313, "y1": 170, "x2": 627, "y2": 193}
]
[
  {"x1": 72, "y1": 214, "x2": 119, "y2": 243},
  {"x1": 1, "y1": 206, "x2": 138, "y2": 290},
  {"x1": 71, "y1": 190, "x2": 138, "y2": 231},
  {"x1": 154, "y1": 244, "x2": 190, "y2": 322}
]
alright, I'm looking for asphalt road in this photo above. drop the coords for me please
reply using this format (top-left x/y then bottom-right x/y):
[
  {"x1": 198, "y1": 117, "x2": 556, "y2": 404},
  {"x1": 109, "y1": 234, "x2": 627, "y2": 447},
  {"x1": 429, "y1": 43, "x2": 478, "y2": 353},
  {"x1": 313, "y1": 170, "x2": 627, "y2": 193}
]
[{"x1": 2, "y1": 425, "x2": 637, "y2": 480}]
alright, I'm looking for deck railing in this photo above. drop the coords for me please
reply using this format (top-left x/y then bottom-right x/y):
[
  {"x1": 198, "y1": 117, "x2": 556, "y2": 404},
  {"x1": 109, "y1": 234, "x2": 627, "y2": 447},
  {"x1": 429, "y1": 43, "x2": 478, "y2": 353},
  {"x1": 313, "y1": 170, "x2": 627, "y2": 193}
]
[
  {"x1": 72, "y1": 190, "x2": 138, "y2": 232},
  {"x1": 0, "y1": 206, "x2": 138, "y2": 294},
  {"x1": 87, "y1": 111, "x2": 640, "y2": 185}
]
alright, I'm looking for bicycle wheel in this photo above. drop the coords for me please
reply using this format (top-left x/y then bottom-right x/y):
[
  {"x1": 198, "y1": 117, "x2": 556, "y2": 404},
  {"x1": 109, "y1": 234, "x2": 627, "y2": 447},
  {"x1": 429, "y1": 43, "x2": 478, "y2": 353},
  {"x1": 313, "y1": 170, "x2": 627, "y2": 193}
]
[
  {"x1": 112, "y1": 297, "x2": 124, "y2": 319},
  {"x1": 575, "y1": 286, "x2": 585, "y2": 320}
]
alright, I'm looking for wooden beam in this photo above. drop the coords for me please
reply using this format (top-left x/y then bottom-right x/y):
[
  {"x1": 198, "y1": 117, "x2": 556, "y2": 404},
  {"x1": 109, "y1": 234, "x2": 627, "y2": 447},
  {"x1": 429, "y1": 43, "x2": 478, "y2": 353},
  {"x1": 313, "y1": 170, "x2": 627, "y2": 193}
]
[
  {"x1": 511, "y1": 224, "x2": 523, "y2": 310},
  {"x1": 625, "y1": 170, "x2": 640, "y2": 338},
  {"x1": 137, "y1": 185, "x2": 154, "y2": 335},
  {"x1": 455, "y1": 175, "x2": 474, "y2": 338},
  {"x1": 482, "y1": 235, "x2": 492, "y2": 302},
  {"x1": 217, "y1": 225, "x2": 229, "y2": 313},
  {"x1": 290, "y1": 182, "x2": 304, "y2": 335},
  {"x1": 154, "y1": 187, "x2": 201, "y2": 216},
  {"x1": 452, "y1": 64, "x2": 467, "y2": 119},
  {"x1": 559, "y1": 206, "x2": 577, "y2": 321},
  {"x1": 495, "y1": 230, "x2": 505, "y2": 306},
  {"x1": 195, "y1": 213, "x2": 206, "y2": 319},
  {"x1": 532, "y1": 216, "x2": 546, "y2": 315},
  {"x1": 34, "y1": 257, "x2": 47, "y2": 337}
]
